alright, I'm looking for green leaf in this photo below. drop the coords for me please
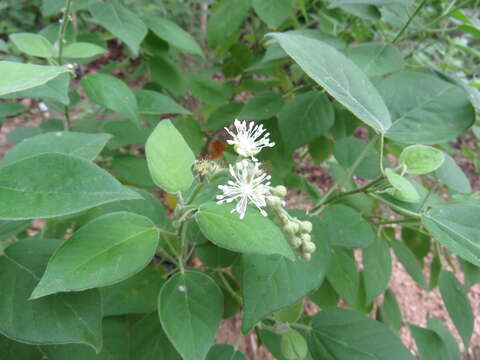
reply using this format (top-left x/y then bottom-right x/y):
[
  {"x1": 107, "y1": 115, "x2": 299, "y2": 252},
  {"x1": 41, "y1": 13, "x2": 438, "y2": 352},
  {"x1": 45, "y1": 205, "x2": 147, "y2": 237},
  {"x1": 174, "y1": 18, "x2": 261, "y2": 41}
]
[
  {"x1": 42, "y1": 0, "x2": 89, "y2": 16},
  {"x1": 379, "y1": 71, "x2": 475, "y2": 144},
  {"x1": 10, "y1": 33, "x2": 54, "y2": 58},
  {"x1": 308, "y1": 136, "x2": 333, "y2": 164},
  {"x1": 172, "y1": 117, "x2": 206, "y2": 155},
  {"x1": 195, "y1": 202, "x2": 295, "y2": 260},
  {"x1": 145, "y1": 119, "x2": 195, "y2": 193},
  {"x1": 279, "y1": 91, "x2": 334, "y2": 152},
  {"x1": 385, "y1": 168, "x2": 421, "y2": 203},
  {"x1": 459, "y1": 258, "x2": 480, "y2": 288},
  {"x1": 408, "y1": 324, "x2": 449, "y2": 360},
  {"x1": 101, "y1": 264, "x2": 165, "y2": 316},
  {"x1": 158, "y1": 271, "x2": 223, "y2": 360},
  {"x1": 273, "y1": 300, "x2": 304, "y2": 323},
  {"x1": 269, "y1": 32, "x2": 391, "y2": 133},
  {"x1": 145, "y1": 16, "x2": 203, "y2": 55},
  {"x1": 0, "y1": 153, "x2": 140, "y2": 220},
  {"x1": 325, "y1": 248, "x2": 358, "y2": 306},
  {"x1": 135, "y1": 89, "x2": 190, "y2": 116},
  {"x1": 196, "y1": 242, "x2": 239, "y2": 268},
  {"x1": 102, "y1": 120, "x2": 150, "y2": 147},
  {"x1": 434, "y1": 153, "x2": 471, "y2": 194},
  {"x1": 207, "y1": 0, "x2": 251, "y2": 48},
  {"x1": 62, "y1": 42, "x2": 106, "y2": 58},
  {"x1": 205, "y1": 102, "x2": 243, "y2": 132},
  {"x1": 111, "y1": 155, "x2": 156, "y2": 189},
  {"x1": 0, "y1": 334, "x2": 43, "y2": 359},
  {"x1": 240, "y1": 217, "x2": 329, "y2": 332},
  {"x1": 339, "y1": 4, "x2": 381, "y2": 20},
  {"x1": 148, "y1": 56, "x2": 185, "y2": 95},
  {"x1": 0, "y1": 220, "x2": 30, "y2": 241},
  {"x1": 2, "y1": 132, "x2": 111, "y2": 166},
  {"x1": 399, "y1": 145, "x2": 445, "y2": 175},
  {"x1": 345, "y1": 42, "x2": 404, "y2": 77},
  {"x1": 281, "y1": 329, "x2": 308, "y2": 360},
  {"x1": 253, "y1": 0, "x2": 292, "y2": 28},
  {"x1": 81, "y1": 74, "x2": 138, "y2": 123},
  {"x1": 422, "y1": 202, "x2": 480, "y2": 267},
  {"x1": 0, "y1": 102, "x2": 27, "y2": 118},
  {"x1": 401, "y1": 227, "x2": 430, "y2": 265},
  {"x1": 392, "y1": 239, "x2": 427, "y2": 289},
  {"x1": 320, "y1": 204, "x2": 375, "y2": 248},
  {"x1": 206, "y1": 344, "x2": 247, "y2": 360},
  {"x1": 308, "y1": 308, "x2": 414, "y2": 359},
  {"x1": 31, "y1": 212, "x2": 158, "y2": 298},
  {"x1": 334, "y1": 136, "x2": 382, "y2": 179},
  {"x1": 309, "y1": 279, "x2": 340, "y2": 309},
  {"x1": 0, "y1": 238, "x2": 102, "y2": 351},
  {"x1": 187, "y1": 74, "x2": 233, "y2": 105},
  {"x1": 377, "y1": 288, "x2": 402, "y2": 332},
  {"x1": 0, "y1": 61, "x2": 69, "y2": 96},
  {"x1": 89, "y1": 1, "x2": 147, "y2": 55},
  {"x1": 427, "y1": 318, "x2": 461, "y2": 360},
  {"x1": 238, "y1": 91, "x2": 284, "y2": 120},
  {"x1": 5, "y1": 126, "x2": 41, "y2": 144},
  {"x1": 330, "y1": 0, "x2": 407, "y2": 6},
  {"x1": 363, "y1": 237, "x2": 392, "y2": 302},
  {"x1": 438, "y1": 270, "x2": 473, "y2": 348}
]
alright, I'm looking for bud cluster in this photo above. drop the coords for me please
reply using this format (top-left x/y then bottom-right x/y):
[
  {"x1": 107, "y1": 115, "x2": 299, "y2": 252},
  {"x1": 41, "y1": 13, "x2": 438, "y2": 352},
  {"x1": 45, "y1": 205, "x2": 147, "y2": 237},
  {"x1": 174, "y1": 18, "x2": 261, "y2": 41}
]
[{"x1": 267, "y1": 185, "x2": 316, "y2": 261}]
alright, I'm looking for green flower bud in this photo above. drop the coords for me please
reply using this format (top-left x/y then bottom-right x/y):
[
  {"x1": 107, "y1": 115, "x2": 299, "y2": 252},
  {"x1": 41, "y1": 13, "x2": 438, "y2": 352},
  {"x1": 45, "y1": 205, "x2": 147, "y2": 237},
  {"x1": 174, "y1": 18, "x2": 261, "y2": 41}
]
[
  {"x1": 299, "y1": 220, "x2": 312, "y2": 233},
  {"x1": 272, "y1": 185, "x2": 287, "y2": 198},
  {"x1": 284, "y1": 221, "x2": 299, "y2": 235},
  {"x1": 301, "y1": 253, "x2": 311, "y2": 261},
  {"x1": 300, "y1": 233, "x2": 311, "y2": 243},
  {"x1": 302, "y1": 241, "x2": 316, "y2": 254},
  {"x1": 266, "y1": 196, "x2": 282, "y2": 208},
  {"x1": 289, "y1": 236, "x2": 302, "y2": 249}
]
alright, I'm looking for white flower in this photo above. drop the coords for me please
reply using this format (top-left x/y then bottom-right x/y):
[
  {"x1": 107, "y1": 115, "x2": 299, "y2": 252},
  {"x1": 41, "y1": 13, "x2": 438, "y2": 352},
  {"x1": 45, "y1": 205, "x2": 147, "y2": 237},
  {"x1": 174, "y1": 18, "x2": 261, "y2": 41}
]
[
  {"x1": 225, "y1": 119, "x2": 275, "y2": 160},
  {"x1": 38, "y1": 102, "x2": 48, "y2": 112},
  {"x1": 216, "y1": 159, "x2": 271, "y2": 219}
]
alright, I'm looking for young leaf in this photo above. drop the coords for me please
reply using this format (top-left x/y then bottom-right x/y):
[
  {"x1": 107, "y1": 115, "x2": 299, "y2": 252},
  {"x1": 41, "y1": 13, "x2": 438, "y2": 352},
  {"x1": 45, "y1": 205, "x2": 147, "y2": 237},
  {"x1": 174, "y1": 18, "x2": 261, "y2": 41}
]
[
  {"x1": 62, "y1": 42, "x2": 106, "y2": 58},
  {"x1": 80, "y1": 74, "x2": 139, "y2": 124},
  {"x1": 253, "y1": 0, "x2": 292, "y2": 28},
  {"x1": 0, "y1": 61, "x2": 69, "y2": 96},
  {"x1": 0, "y1": 153, "x2": 141, "y2": 220},
  {"x1": 385, "y1": 168, "x2": 421, "y2": 203},
  {"x1": 195, "y1": 202, "x2": 295, "y2": 260},
  {"x1": 422, "y1": 202, "x2": 480, "y2": 267},
  {"x1": 31, "y1": 212, "x2": 159, "y2": 298},
  {"x1": 363, "y1": 237, "x2": 392, "y2": 302},
  {"x1": 9, "y1": 33, "x2": 54, "y2": 58},
  {"x1": 309, "y1": 279, "x2": 340, "y2": 309},
  {"x1": 438, "y1": 270, "x2": 473, "y2": 348},
  {"x1": 434, "y1": 153, "x2": 472, "y2": 194},
  {"x1": 206, "y1": 344, "x2": 247, "y2": 360},
  {"x1": 269, "y1": 32, "x2": 391, "y2": 133},
  {"x1": 281, "y1": 329, "x2": 308, "y2": 360},
  {"x1": 145, "y1": 119, "x2": 195, "y2": 193},
  {"x1": 0, "y1": 239, "x2": 102, "y2": 351},
  {"x1": 2, "y1": 132, "x2": 112, "y2": 165},
  {"x1": 308, "y1": 308, "x2": 414, "y2": 359},
  {"x1": 158, "y1": 272, "x2": 223, "y2": 360},
  {"x1": 89, "y1": 1, "x2": 147, "y2": 55},
  {"x1": 399, "y1": 145, "x2": 445, "y2": 174}
]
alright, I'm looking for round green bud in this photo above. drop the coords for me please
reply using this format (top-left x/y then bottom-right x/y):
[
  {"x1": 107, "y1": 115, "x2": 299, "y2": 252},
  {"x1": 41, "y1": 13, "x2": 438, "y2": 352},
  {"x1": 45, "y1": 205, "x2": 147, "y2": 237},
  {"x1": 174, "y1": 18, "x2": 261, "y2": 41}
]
[
  {"x1": 303, "y1": 241, "x2": 316, "y2": 254},
  {"x1": 266, "y1": 196, "x2": 282, "y2": 208},
  {"x1": 301, "y1": 253, "x2": 311, "y2": 261},
  {"x1": 299, "y1": 221, "x2": 313, "y2": 233},
  {"x1": 272, "y1": 185, "x2": 287, "y2": 198},
  {"x1": 300, "y1": 233, "x2": 311, "y2": 243},
  {"x1": 289, "y1": 236, "x2": 302, "y2": 249},
  {"x1": 284, "y1": 221, "x2": 299, "y2": 235}
]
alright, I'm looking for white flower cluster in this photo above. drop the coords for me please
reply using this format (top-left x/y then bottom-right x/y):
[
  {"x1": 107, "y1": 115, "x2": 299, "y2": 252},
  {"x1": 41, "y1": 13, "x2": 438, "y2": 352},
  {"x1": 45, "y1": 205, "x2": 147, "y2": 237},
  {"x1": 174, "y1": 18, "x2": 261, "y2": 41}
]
[{"x1": 216, "y1": 120, "x2": 274, "y2": 219}]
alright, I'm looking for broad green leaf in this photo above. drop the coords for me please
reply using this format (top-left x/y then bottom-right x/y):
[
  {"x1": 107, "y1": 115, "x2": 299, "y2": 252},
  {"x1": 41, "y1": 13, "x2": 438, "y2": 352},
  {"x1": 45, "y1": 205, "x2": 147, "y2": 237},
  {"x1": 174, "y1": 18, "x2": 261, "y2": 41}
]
[
  {"x1": 308, "y1": 136, "x2": 333, "y2": 164},
  {"x1": 145, "y1": 119, "x2": 195, "y2": 193},
  {"x1": 238, "y1": 91, "x2": 284, "y2": 120},
  {"x1": 205, "y1": 102, "x2": 243, "y2": 132},
  {"x1": 379, "y1": 71, "x2": 475, "y2": 144},
  {"x1": 377, "y1": 288, "x2": 402, "y2": 332},
  {"x1": 63, "y1": 42, "x2": 106, "y2": 58},
  {"x1": 309, "y1": 279, "x2": 340, "y2": 309},
  {"x1": 0, "y1": 220, "x2": 30, "y2": 241},
  {"x1": 0, "y1": 153, "x2": 140, "y2": 220},
  {"x1": 334, "y1": 136, "x2": 382, "y2": 179},
  {"x1": 172, "y1": 117, "x2": 206, "y2": 155},
  {"x1": 10, "y1": 33, "x2": 54, "y2": 58},
  {"x1": 101, "y1": 264, "x2": 165, "y2": 316},
  {"x1": 207, "y1": 0, "x2": 251, "y2": 48},
  {"x1": 253, "y1": 0, "x2": 292, "y2": 28},
  {"x1": 269, "y1": 33, "x2": 391, "y2": 133},
  {"x1": 2, "y1": 132, "x2": 111, "y2": 166},
  {"x1": 0, "y1": 61, "x2": 69, "y2": 96},
  {"x1": 363, "y1": 237, "x2": 391, "y2": 302},
  {"x1": 195, "y1": 202, "x2": 295, "y2": 260},
  {"x1": 326, "y1": 248, "x2": 358, "y2": 306},
  {"x1": 281, "y1": 329, "x2": 308, "y2": 360},
  {"x1": 240, "y1": 217, "x2": 329, "y2": 332},
  {"x1": 206, "y1": 344, "x2": 247, "y2": 360},
  {"x1": 187, "y1": 74, "x2": 233, "y2": 105},
  {"x1": 111, "y1": 155, "x2": 156, "y2": 189},
  {"x1": 392, "y1": 239, "x2": 427, "y2": 289},
  {"x1": 438, "y1": 270, "x2": 473, "y2": 348},
  {"x1": 135, "y1": 89, "x2": 190, "y2": 116},
  {"x1": 31, "y1": 212, "x2": 159, "y2": 298},
  {"x1": 5, "y1": 126, "x2": 42, "y2": 144},
  {"x1": 145, "y1": 16, "x2": 203, "y2": 55},
  {"x1": 273, "y1": 300, "x2": 304, "y2": 323},
  {"x1": 279, "y1": 91, "x2": 334, "y2": 152},
  {"x1": 308, "y1": 308, "x2": 414, "y2": 359},
  {"x1": 408, "y1": 324, "x2": 449, "y2": 360},
  {"x1": 0, "y1": 239, "x2": 102, "y2": 351},
  {"x1": 42, "y1": 0, "x2": 89, "y2": 16},
  {"x1": 81, "y1": 74, "x2": 138, "y2": 123},
  {"x1": 196, "y1": 242, "x2": 239, "y2": 268},
  {"x1": 339, "y1": 4, "x2": 381, "y2": 20},
  {"x1": 148, "y1": 56, "x2": 185, "y2": 95},
  {"x1": 0, "y1": 102, "x2": 26, "y2": 118},
  {"x1": 385, "y1": 168, "x2": 421, "y2": 203},
  {"x1": 345, "y1": 42, "x2": 404, "y2": 77},
  {"x1": 399, "y1": 145, "x2": 445, "y2": 174},
  {"x1": 319, "y1": 204, "x2": 375, "y2": 248},
  {"x1": 459, "y1": 258, "x2": 480, "y2": 288},
  {"x1": 434, "y1": 153, "x2": 471, "y2": 194},
  {"x1": 103, "y1": 120, "x2": 150, "y2": 147},
  {"x1": 401, "y1": 227, "x2": 431, "y2": 266},
  {"x1": 330, "y1": 0, "x2": 407, "y2": 5},
  {"x1": 422, "y1": 202, "x2": 480, "y2": 267},
  {"x1": 89, "y1": 1, "x2": 147, "y2": 55},
  {"x1": 427, "y1": 318, "x2": 461, "y2": 360},
  {"x1": 158, "y1": 271, "x2": 223, "y2": 360},
  {"x1": 0, "y1": 334, "x2": 43, "y2": 359}
]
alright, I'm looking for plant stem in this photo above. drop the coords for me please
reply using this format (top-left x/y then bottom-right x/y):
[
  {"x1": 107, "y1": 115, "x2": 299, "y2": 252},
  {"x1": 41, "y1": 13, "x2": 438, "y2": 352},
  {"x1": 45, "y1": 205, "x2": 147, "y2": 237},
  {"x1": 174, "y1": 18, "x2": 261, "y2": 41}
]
[
  {"x1": 392, "y1": 0, "x2": 428, "y2": 43},
  {"x1": 63, "y1": 105, "x2": 71, "y2": 131},
  {"x1": 56, "y1": 0, "x2": 73, "y2": 65},
  {"x1": 321, "y1": 176, "x2": 385, "y2": 207},
  {"x1": 218, "y1": 271, "x2": 242, "y2": 305},
  {"x1": 370, "y1": 218, "x2": 419, "y2": 225},
  {"x1": 379, "y1": 134, "x2": 385, "y2": 175}
]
